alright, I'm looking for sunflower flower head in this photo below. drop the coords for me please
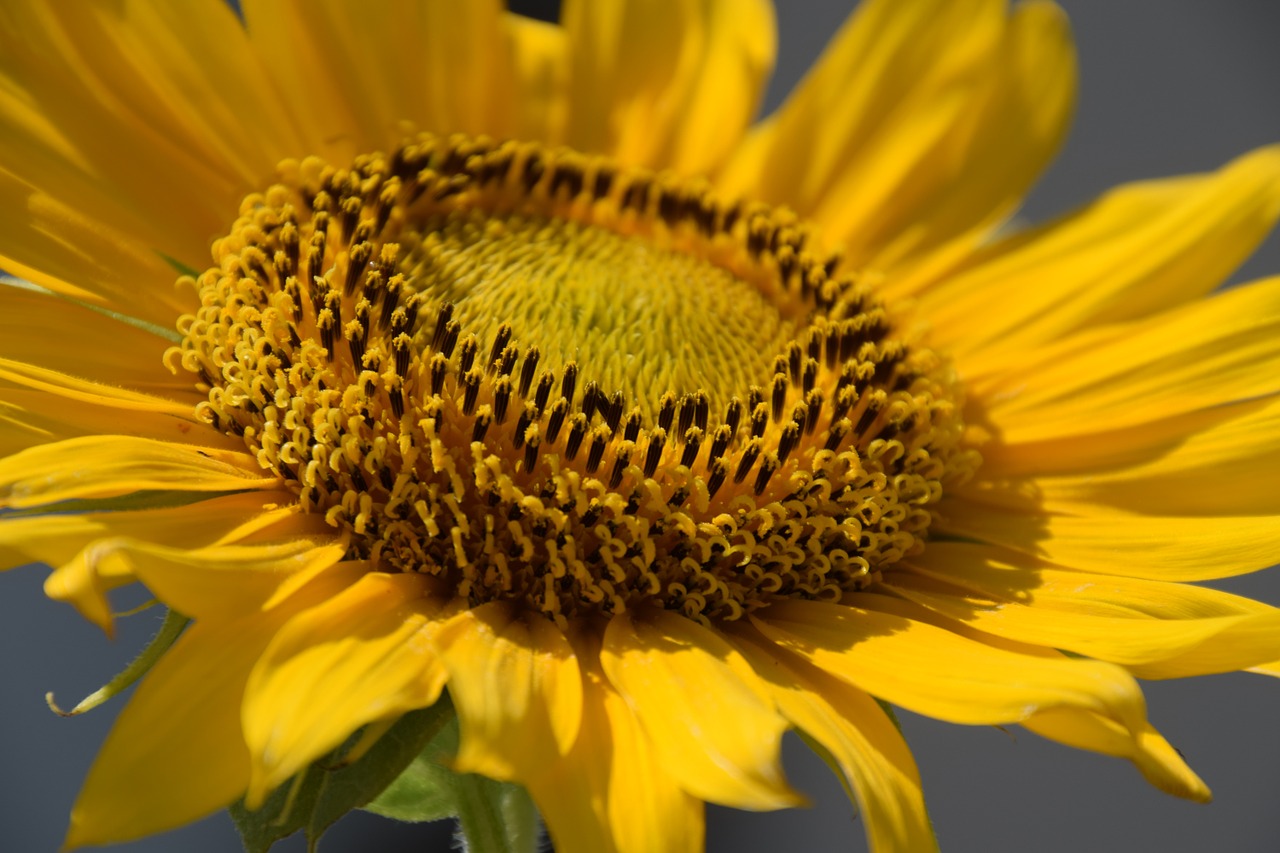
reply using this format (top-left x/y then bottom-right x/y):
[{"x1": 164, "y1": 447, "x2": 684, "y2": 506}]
[{"x1": 2, "y1": 1, "x2": 1279, "y2": 852}]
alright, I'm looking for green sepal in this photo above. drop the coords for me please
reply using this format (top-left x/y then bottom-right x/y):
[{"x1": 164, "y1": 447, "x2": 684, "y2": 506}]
[
  {"x1": 364, "y1": 714, "x2": 540, "y2": 853},
  {"x1": 230, "y1": 695, "x2": 456, "y2": 853},
  {"x1": 46, "y1": 607, "x2": 189, "y2": 716},
  {"x1": 361, "y1": 713, "x2": 461, "y2": 822}
]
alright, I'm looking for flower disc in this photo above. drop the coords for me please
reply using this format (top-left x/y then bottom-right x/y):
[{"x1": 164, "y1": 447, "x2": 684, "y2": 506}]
[{"x1": 172, "y1": 133, "x2": 978, "y2": 625}]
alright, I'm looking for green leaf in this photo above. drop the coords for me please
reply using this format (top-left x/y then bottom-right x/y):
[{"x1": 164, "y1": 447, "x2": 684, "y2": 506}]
[
  {"x1": 306, "y1": 698, "x2": 457, "y2": 843},
  {"x1": 453, "y1": 774, "x2": 540, "y2": 853},
  {"x1": 362, "y1": 715, "x2": 461, "y2": 822},
  {"x1": 230, "y1": 696, "x2": 457, "y2": 853}
]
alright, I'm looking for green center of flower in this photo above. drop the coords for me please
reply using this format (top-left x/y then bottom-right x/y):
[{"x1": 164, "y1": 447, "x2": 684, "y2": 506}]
[{"x1": 171, "y1": 133, "x2": 976, "y2": 625}]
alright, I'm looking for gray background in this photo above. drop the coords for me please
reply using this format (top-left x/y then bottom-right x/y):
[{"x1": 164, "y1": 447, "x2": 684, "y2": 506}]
[{"x1": 3, "y1": 1, "x2": 1279, "y2": 850}]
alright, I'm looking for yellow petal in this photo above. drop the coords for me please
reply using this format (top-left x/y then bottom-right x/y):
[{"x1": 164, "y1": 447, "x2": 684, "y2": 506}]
[
  {"x1": 732, "y1": 626, "x2": 937, "y2": 853},
  {"x1": 530, "y1": 627, "x2": 703, "y2": 853},
  {"x1": 938, "y1": 501, "x2": 1280, "y2": 582},
  {"x1": 429, "y1": 602, "x2": 582, "y2": 784},
  {"x1": 2, "y1": 490, "x2": 298, "y2": 631},
  {"x1": 600, "y1": 608, "x2": 800, "y2": 810},
  {"x1": 972, "y1": 276, "x2": 1280, "y2": 444},
  {"x1": 65, "y1": 561, "x2": 364, "y2": 849},
  {"x1": 988, "y1": 397, "x2": 1280, "y2": 517},
  {"x1": 1022, "y1": 708, "x2": 1211, "y2": 802},
  {"x1": 505, "y1": 13, "x2": 569, "y2": 144},
  {"x1": 0, "y1": 284, "x2": 188, "y2": 394},
  {"x1": 754, "y1": 596, "x2": 1146, "y2": 731},
  {"x1": 90, "y1": 534, "x2": 347, "y2": 623},
  {"x1": 0, "y1": 1, "x2": 281, "y2": 272},
  {"x1": 722, "y1": 0, "x2": 1071, "y2": 270},
  {"x1": 0, "y1": 435, "x2": 276, "y2": 509},
  {"x1": 894, "y1": 547, "x2": 1277, "y2": 671},
  {"x1": 917, "y1": 145, "x2": 1280, "y2": 363},
  {"x1": 562, "y1": 0, "x2": 774, "y2": 175},
  {"x1": 242, "y1": 571, "x2": 449, "y2": 806},
  {"x1": 242, "y1": 0, "x2": 517, "y2": 157}
]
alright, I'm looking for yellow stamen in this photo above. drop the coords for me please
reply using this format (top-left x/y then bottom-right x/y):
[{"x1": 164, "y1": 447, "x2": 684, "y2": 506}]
[{"x1": 168, "y1": 133, "x2": 978, "y2": 626}]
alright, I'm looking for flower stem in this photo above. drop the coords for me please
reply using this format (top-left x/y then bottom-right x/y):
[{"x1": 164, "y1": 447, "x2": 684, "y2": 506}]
[{"x1": 453, "y1": 774, "x2": 539, "y2": 853}]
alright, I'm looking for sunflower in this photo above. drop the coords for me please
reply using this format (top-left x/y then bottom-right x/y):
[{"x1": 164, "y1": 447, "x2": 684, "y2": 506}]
[{"x1": 3, "y1": 0, "x2": 1280, "y2": 851}]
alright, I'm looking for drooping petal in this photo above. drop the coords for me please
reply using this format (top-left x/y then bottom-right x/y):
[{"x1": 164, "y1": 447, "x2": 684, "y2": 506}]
[
  {"x1": 88, "y1": 534, "x2": 347, "y2": 623},
  {"x1": 562, "y1": 0, "x2": 775, "y2": 175},
  {"x1": 1022, "y1": 709, "x2": 1210, "y2": 802},
  {"x1": 754, "y1": 596, "x2": 1147, "y2": 731},
  {"x1": 600, "y1": 608, "x2": 800, "y2": 810},
  {"x1": 505, "y1": 13, "x2": 570, "y2": 144},
  {"x1": 428, "y1": 602, "x2": 582, "y2": 785},
  {"x1": 64, "y1": 561, "x2": 366, "y2": 849},
  {"x1": 893, "y1": 547, "x2": 1279, "y2": 673},
  {"x1": 242, "y1": 571, "x2": 449, "y2": 806},
  {"x1": 732, "y1": 626, "x2": 937, "y2": 853}
]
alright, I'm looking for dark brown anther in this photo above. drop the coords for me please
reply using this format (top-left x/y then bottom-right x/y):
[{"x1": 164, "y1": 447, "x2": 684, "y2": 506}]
[
  {"x1": 706, "y1": 458, "x2": 728, "y2": 500},
  {"x1": 388, "y1": 385, "x2": 404, "y2": 419},
  {"x1": 344, "y1": 242, "x2": 371, "y2": 296},
  {"x1": 802, "y1": 359, "x2": 818, "y2": 394},
  {"x1": 680, "y1": 427, "x2": 703, "y2": 468},
  {"x1": 493, "y1": 376, "x2": 512, "y2": 423},
  {"x1": 488, "y1": 323, "x2": 513, "y2": 372},
  {"x1": 855, "y1": 398, "x2": 884, "y2": 436},
  {"x1": 605, "y1": 390, "x2": 625, "y2": 432},
  {"x1": 430, "y1": 350, "x2": 450, "y2": 394},
  {"x1": 496, "y1": 344, "x2": 519, "y2": 378},
  {"x1": 379, "y1": 274, "x2": 404, "y2": 328},
  {"x1": 777, "y1": 422, "x2": 801, "y2": 464},
  {"x1": 643, "y1": 429, "x2": 666, "y2": 477},
  {"x1": 284, "y1": 276, "x2": 304, "y2": 322},
  {"x1": 791, "y1": 402, "x2": 810, "y2": 437},
  {"x1": 431, "y1": 303, "x2": 455, "y2": 350},
  {"x1": 825, "y1": 419, "x2": 851, "y2": 451},
  {"x1": 458, "y1": 335, "x2": 479, "y2": 373},
  {"x1": 513, "y1": 403, "x2": 536, "y2": 449},
  {"x1": 771, "y1": 374, "x2": 788, "y2": 421},
  {"x1": 340, "y1": 195, "x2": 362, "y2": 243},
  {"x1": 317, "y1": 310, "x2": 336, "y2": 358},
  {"x1": 804, "y1": 389, "x2": 825, "y2": 435},
  {"x1": 708, "y1": 424, "x2": 732, "y2": 463},
  {"x1": 667, "y1": 486, "x2": 689, "y2": 508},
  {"x1": 560, "y1": 361, "x2": 578, "y2": 406},
  {"x1": 724, "y1": 398, "x2": 743, "y2": 436},
  {"x1": 832, "y1": 385, "x2": 857, "y2": 423},
  {"x1": 389, "y1": 306, "x2": 409, "y2": 339},
  {"x1": 524, "y1": 434, "x2": 542, "y2": 473},
  {"x1": 565, "y1": 414, "x2": 587, "y2": 460},
  {"x1": 657, "y1": 392, "x2": 677, "y2": 433},
  {"x1": 609, "y1": 446, "x2": 632, "y2": 488},
  {"x1": 394, "y1": 333, "x2": 413, "y2": 378},
  {"x1": 734, "y1": 438, "x2": 762, "y2": 484},
  {"x1": 754, "y1": 454, "x2": 780, "y2": 496},
  {"x1": 623, "y1": 409, "x2": 642, "y2": 443},
  {"x1": 824, "y1": 327, "x2": 842, "y2": 368},
  {"x1": 750, "y1": 403, "x2": 769, "y2": 438},
  {"x1": 586, "y1": 427, "x2": 609, "y2": 474},
  {"x1": 580, "y1": 499, "x2": 604, "y2": 528},
  {"x1": 439, "y1": 320, "x2": 461, "y2": 359},
  {"x1": 676, "y1": 393, "x2": 696, "y2": 438},
  {"x1": 518, "y1": 346, "x2": 541, "y2": 397},
  {"x1": 402, "y1": 292, "x2": 425, "y2": 332},
  {"x1": 378, "y1": 466, "x2": 396, "y2": 491},
  {"x1": 546, "y1": 398, "x2": 568, "y2": 443},
  {"x1": 462, "y1": 367, "x2": 482, "y2": 415},
  {"x1": 349, "y1": 466, "x2": 368, "y2": 492},
  {"x1": 534, "y1": 370, "x2": 554, "y2": 411},
  {"x1": 747, "y1": 385, "x2": 764, "y2": 414},
  {"x1": 581, "y1": 381, "x2": 601, "y2": 421},
  {"x1": 281, "y1": 222, "x2": 300, "y2": 274},
  {"x1": 471, "y1": 410, "x2": 492, "y2": 443},
  {"x1": 787, "y1": 342, "x2": 804, "y2": 384},
  {"x1": 521, "y1": 152, "x2": 545, "y2": 191},
  {"x1": 693, "y1": 391, "x2": 710, "y2": 433}
]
